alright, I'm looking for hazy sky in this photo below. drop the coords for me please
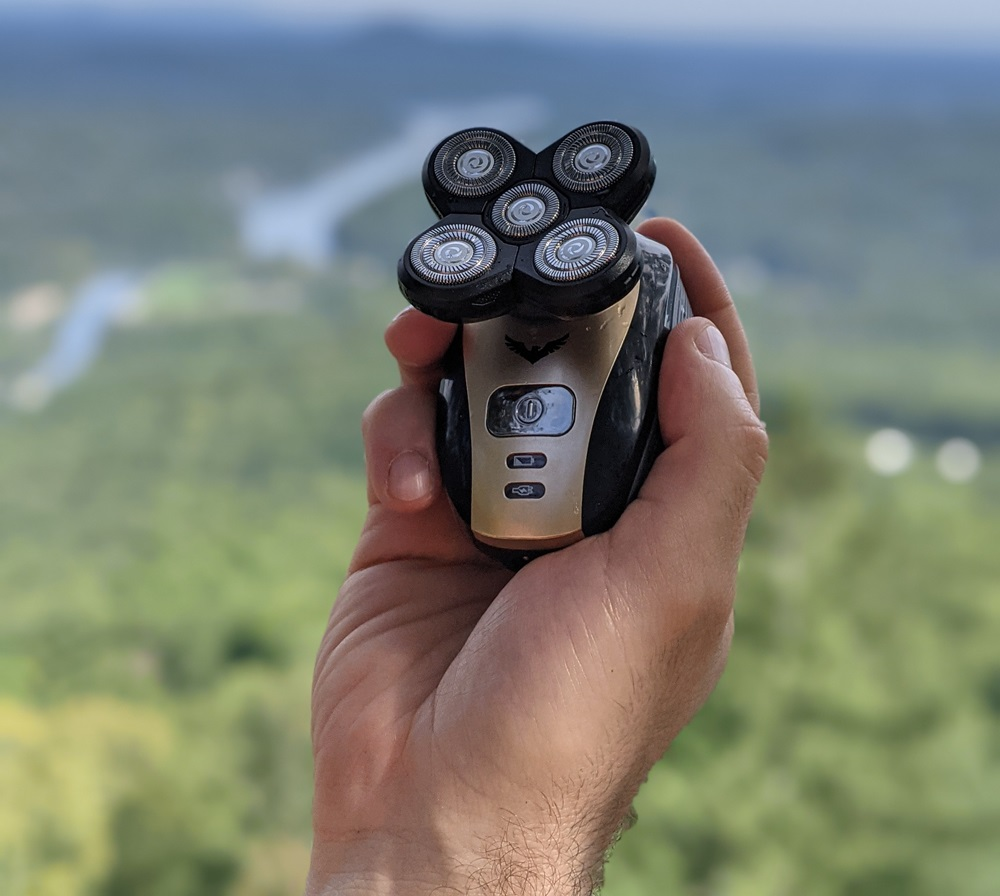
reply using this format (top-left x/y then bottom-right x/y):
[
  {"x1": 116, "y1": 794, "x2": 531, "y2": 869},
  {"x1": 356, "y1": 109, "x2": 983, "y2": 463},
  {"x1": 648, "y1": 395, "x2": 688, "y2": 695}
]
[{"x1": 4, "y1": 0, "x2": 1000, "y2": 48}]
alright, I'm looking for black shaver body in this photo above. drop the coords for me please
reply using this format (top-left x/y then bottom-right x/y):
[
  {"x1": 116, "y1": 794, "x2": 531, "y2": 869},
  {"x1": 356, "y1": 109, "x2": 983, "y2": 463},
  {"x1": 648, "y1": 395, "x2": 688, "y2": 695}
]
[{"x1": 398, "y1": 122, "x2": 692, "y2": 569}]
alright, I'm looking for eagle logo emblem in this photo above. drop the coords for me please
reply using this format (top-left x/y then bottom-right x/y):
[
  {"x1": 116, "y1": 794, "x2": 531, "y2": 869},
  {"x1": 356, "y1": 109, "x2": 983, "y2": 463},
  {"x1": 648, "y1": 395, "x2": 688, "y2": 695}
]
[{"x1": 504, "y1": 333, "x2": 570, "y2": 365}]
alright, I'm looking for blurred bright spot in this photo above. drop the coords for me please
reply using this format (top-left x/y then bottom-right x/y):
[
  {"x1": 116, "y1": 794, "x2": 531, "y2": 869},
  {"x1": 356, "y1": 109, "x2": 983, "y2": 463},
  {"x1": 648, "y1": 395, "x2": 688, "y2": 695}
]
[
  {"x1": 865, "y1": 428, "x2": 914, "y2": 476},
  {"x1": 935, "y1": 438, "x2": 982, "y2": 483},
  {"x1": 6, "y1": 283, "x2": 65, "y2": 332},
  {"x1": 8, "y1": 372, "x2": 52, "y2": 412}
]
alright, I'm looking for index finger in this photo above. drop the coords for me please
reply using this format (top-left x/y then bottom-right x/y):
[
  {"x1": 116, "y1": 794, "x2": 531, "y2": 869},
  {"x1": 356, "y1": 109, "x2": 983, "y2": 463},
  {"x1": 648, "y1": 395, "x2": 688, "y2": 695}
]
[
  {"x1": 384, "y1": 306, "x2": 457, "y2": 390},
  {"x1": 636, "y1": 218, "x2": 760, "y2": 416}
]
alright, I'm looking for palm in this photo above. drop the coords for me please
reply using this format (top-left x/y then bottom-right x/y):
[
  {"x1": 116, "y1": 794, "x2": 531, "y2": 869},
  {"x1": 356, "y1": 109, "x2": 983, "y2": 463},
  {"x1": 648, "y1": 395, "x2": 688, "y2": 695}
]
[
  {"x1": 314, "y1": 477, "x2": 640, "y2": 834},
  {"x1": 311, "y1": 489, "x2": 504, "y2": 822}
]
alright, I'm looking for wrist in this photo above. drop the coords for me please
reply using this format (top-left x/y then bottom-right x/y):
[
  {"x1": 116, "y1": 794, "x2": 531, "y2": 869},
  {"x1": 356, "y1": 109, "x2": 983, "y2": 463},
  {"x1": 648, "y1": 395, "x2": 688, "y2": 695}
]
[
  {"x1": 305, "y1": 832, "x2": 463, "y2": 896},
  {"x1": 306, "y1": 824, "x2": 604, "y2": 896}
]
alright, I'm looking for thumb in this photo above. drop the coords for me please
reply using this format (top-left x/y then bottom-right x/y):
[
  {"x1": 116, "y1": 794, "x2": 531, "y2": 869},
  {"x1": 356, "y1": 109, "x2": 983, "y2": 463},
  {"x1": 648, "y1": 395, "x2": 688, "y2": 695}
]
[
  {"x1": 605, "y1": 316, "x2": 768, "y2": 616},
  {"x1": 658, "y1": 316, "x2": 767, "y2": 512}
]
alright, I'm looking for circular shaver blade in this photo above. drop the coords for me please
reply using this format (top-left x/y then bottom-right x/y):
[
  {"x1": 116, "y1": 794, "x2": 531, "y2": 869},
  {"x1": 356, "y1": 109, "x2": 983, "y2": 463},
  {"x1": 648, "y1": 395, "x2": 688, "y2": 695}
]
[
  {"x1": 410, "y1": 223, "x2": 498, "y2": 285},
  {"x1": 552, "y1": 123, "x2": 634, "y2": 193},
  {"x1": 490, "y1": 182, "x2": 561, "y2": 239},
  {"x1": 432, "y1": 129, "x2": 517, "y2": 198},
  {"x1": 534, "y1": 218, "x2": 620, "y2": 281}
]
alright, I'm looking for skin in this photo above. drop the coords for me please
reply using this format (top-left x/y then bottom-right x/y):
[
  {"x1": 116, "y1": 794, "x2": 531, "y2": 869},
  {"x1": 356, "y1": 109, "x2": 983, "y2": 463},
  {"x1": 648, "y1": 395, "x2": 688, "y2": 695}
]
[{"x1": 307, "y1": 219, "x2": 768, "y2": 895}]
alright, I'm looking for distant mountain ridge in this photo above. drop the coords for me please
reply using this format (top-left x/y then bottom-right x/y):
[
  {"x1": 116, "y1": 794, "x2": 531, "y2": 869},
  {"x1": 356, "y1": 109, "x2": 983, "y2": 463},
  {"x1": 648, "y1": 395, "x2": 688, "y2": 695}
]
[
  {"x1": 1, "y1": 14, "x2": 998, "y2": 111},
  {"x1": 0, "y1": 12, "x2": 997, "y2": 369}
]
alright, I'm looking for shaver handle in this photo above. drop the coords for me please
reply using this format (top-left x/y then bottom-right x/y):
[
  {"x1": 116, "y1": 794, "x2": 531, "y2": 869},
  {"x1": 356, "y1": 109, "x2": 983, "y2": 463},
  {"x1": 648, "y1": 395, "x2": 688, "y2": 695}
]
[{"x1": 437, "y1": 235, "x2": 691, "y2": 570}]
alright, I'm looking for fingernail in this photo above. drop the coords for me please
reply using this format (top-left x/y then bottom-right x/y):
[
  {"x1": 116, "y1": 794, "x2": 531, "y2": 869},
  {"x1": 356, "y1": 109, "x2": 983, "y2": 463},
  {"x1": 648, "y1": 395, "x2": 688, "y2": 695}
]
[
  {"x1": 391, "y1": 307, "x2": 411, "y2": 323},
  {"x1": 695, "y1": 323, "x2": 732, "y2": 369},
  {"x1": 387, "y1": 451, "x2": 433, "y2": 503}
]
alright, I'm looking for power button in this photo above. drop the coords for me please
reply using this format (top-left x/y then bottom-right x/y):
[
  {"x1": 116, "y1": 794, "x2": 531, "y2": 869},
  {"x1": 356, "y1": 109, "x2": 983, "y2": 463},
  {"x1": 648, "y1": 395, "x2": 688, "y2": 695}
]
[{"x1": 514, "y1": 395, "x2": 544, "y2": 425}]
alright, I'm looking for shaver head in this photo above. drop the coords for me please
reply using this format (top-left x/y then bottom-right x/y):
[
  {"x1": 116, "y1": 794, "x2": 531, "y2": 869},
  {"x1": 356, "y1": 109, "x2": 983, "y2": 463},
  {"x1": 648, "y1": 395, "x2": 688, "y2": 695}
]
[
  {"x1": 517, "y1": 210, "x2": 641, "y2": 319},
  {"x1": 536, "y1": 122, "x2": 655, "y2": 225},
  {"x1": 422, "y1": 127, "x2": 535, "y2": 218},
  {"x1": 399, "y1": 121, "x2": 655, "y2": 323},
  {"x1": 398, "y1": 216, "x2": 519, "y2": 323}
]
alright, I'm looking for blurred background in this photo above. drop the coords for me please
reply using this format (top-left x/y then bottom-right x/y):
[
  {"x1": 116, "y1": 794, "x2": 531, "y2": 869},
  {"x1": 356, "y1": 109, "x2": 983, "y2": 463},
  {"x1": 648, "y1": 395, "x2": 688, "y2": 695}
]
[{"x1": 0, "y1": 1, "x2": 998, "y2": 894}]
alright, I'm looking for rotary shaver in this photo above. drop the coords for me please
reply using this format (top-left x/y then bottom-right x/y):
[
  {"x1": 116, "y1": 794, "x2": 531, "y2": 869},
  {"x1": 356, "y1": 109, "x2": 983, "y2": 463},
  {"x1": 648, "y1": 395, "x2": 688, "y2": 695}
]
[{"x1": 397, "y1": 122, "x2": 691, "y2": 569}]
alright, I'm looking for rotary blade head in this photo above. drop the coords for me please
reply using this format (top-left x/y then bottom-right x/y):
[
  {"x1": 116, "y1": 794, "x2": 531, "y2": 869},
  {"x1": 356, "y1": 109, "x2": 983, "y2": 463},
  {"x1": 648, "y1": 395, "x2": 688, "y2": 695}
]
[
  {"x1": 490, "y1": 181, "x2": 562, "y2": 240},
  {"x1": 410, "y1": 222, "x2": 498, "y2": 285},
  {"x1": 552, "y1": 123, "x2": 635, "y2": 194},
  {"x1": 399, "y1": 215, "x2": 518, "y2": 323},
  {"x1": 431, "y1": 129, "x2": 518, "y2": 199},
  {"x1": 533, "y1": 217, "x2": 621, "y2": 282}
]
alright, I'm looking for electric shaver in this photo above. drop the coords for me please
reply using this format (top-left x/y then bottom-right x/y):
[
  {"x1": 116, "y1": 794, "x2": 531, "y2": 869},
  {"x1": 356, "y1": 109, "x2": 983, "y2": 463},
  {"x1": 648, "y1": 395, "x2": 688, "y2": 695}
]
[{"x1": 397, "y1": 122, "x2": 691, "y2": 569}]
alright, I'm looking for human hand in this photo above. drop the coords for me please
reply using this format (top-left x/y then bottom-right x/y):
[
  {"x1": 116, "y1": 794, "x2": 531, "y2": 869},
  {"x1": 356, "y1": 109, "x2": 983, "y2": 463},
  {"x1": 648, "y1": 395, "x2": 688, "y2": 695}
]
[{"x1": 307, "y1": 219, "x2": 767, "y2": 895}]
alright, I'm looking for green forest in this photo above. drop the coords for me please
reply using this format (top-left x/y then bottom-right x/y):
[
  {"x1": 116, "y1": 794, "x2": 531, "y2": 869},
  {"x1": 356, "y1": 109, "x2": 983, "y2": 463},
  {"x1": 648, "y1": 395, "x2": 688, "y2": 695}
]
[
  {"x1": 2, "y1": 273, "x2": 998, "y2": 895},
  {"x1": 1, "y1": 18, "x2": 999, "y2": 896}
]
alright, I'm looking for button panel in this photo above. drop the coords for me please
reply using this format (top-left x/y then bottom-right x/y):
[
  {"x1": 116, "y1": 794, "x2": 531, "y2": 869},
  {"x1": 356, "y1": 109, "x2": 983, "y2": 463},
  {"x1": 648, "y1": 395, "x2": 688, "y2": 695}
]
[{"x1": 486, "y1": 385, "x2": 576, "y2": 437}]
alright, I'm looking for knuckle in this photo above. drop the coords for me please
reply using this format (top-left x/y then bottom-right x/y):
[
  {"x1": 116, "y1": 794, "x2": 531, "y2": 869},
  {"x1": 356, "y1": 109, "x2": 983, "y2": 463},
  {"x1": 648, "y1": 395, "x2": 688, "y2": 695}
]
[
  {"x1": 722, "y1": 613, "x2": 736, "y2": 659},
  {"x1": 667, "y1": 558, "x2": 736, "y2": 639},
  {"x1": 360, "y1": 388, "x2": 396, "y2": 437},
  {"x1": 701, "y1": 581, "x2": 737, "y2": 634},
  {"x1": 732, "y1": 414, "x2": 769, "y2": 487}
]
